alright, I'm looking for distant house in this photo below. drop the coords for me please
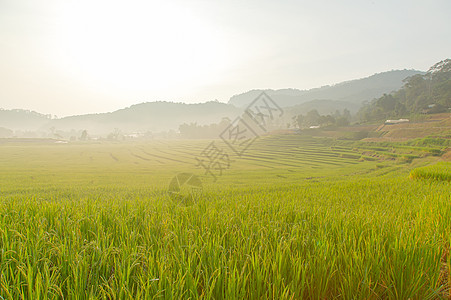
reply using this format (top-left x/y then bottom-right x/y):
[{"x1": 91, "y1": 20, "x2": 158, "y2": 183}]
[
  {"x1": 385, "y1": 119, "x2": 409, "y2": 125},
  {"x1": 309, "y1": 125, "x2": 320, "y2": 129}
]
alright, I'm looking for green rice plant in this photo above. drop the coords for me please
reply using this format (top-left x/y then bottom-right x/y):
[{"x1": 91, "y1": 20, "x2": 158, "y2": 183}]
[
  {"x1": 0, "y1": 136, "x2": 449, "y2": 298},
  {"x1": 360, "y1": 155, "x2": 377, "y2": 161},
  {"x1": 410, "y1": 162, "x2": 451, "y2": 181}
]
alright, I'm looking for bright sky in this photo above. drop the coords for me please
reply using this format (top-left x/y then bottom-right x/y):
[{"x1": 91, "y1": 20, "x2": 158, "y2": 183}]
[{"x1": 1, "y1": 0, "x2": 450, "y2": 116}]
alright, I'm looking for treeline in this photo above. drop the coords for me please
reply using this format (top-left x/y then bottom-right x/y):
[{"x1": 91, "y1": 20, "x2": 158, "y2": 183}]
[
  {"x1": 0, "y1": 108, "x2": 54, "y2": 119},
  {"x1": 178, "y1": 118, "x2": 232, "y2": 139},
  {"x1": 359, "y1": 59, "x2": 450, "y2": 122},
  {"x1": 292, "y1": 109, "x2": 351, "y2": 128}
]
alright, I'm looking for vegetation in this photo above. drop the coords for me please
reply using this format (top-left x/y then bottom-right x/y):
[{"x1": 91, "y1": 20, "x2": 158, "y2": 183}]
[
  {"x1": 0, "y1": 109, "x2": 53, "y2": 132},
  {"x1": 359, "y1": 59, "x2": 451, "y2": 122},
  {"x1": 406, "y1": 136, "x2": 451, "y2": 148},
  {"x1": 0, "y1": 69, "x2": 426, "y2": 138},
  {"x1": 0, "y1": 102, "x2": 242, "y2": 137},
  {"x1": 292, "y1": 109, "x2": 351, "y2": 128},
  {"x1": 410, "y1": 162, "x2": 451, "y2": 181},
  {"x1": 229, "y1": 70, "x2": 422, "y2": 107},
  {"x1": 179, "y1": 118, "x2": 231, "y2": 139},
  {"x1": 0, "y1": 135, "x2": 449, "y2": 298}
]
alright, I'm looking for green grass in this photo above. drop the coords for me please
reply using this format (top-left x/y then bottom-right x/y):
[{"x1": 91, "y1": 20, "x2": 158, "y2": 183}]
[
  {"x1": 406, "y1": 136, "x2": 451, "y2": 148},
  {"x1": 0, "y1": 136, "x2": 450, "y2": 299},
  {"x1": 410, "y1": 162, "x2": 451, "y2": 181}
]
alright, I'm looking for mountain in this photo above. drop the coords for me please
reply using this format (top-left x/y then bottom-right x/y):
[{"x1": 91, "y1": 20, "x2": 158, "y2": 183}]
[
  {"x1": 0, "y1": 109, "x2": 52, "y2": 131},
  {"x1": 284, "y1": 99, "x2": 360, "y2": 116},
  {"x1": 228, "y1": 70, "x2": 424, "y2": 108},
  {"x1": 47, "y1": 101, "x2": 242, "y2": 135},
  {"x1": 0, "y1": 68, "x2": 429, "y2": 137},
  {"x1": 359, "y1": 59, "x2": 451, "y2": 121}
]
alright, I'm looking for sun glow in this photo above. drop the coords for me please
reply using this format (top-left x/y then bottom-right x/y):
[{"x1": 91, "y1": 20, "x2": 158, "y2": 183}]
[{"x1": 52, "y1": 1, "x2": 231, "y2": 93}]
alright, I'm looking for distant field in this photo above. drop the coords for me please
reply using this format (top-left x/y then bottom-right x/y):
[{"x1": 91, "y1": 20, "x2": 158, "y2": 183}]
[
  {"x1": 0, "y1": 136, "x2": 380, "y2": 190},
  {"x1": 0, "y1": 135, "x2": 449, "y2": 298},
  {"x1": 372, "y1": 113, "x2": 451, "y2": 140},
  {"x1": 0, "y1": 135, "x2": 442, "y2": 190}
]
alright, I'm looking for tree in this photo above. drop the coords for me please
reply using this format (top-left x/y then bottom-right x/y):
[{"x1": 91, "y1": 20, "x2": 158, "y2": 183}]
[
  {"x1": 80, "y1": 130, "x2": 88, "y2": 141},
  {"x1": 335, "y1": 117, "x2": 349, "y2": 126},
  {"x1": 317, "y1": 115, "x2": 335, "y2": 126},
  {"x1": 108, "y1": 128, "x2": 122, "y2": 140},
  {"x1": 428, "y1": 59, "x2": 451, "y2": 74},
  {"x1": 357, "y1": 59, "x2": 451, "y2": 121},
  {"x1": 343, "y1": 109, "x2": 351, "y2": 121},
  {"x1": 305, "y1": 110, "x2": 320, "y2": 126},
  {"x1": 0, "y1": 127, "x2": 13, "y2": 138},
  {"x1": 333, "y1": 110, "x2": 342, "y2": 119},
  {"x1": 293, "y1": 115, "x2": 304, "y2": 128}
]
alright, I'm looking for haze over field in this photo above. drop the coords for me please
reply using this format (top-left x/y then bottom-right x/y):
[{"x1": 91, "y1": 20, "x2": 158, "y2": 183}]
[
  {"x1": 1, "y1": 0, "x2": 450, "y2": 116},
  {"x1": 0, "y1": 69, "x2": 425, "y2": 134},
  {"x1": 0, "y1": 1, "x2": 451, "y2": 299}
]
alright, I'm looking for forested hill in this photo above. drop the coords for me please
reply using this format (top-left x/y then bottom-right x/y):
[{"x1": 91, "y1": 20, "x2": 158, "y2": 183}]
[
  {"x1": 0, "y1": 109, "x2": 52, "y2": 131},
  {"x1": 359, "y1": 59, "x2": 451, "y2": 122},
  {"x1": 228, "y1": 69, "x2": 423, "y2": 108},
  {"x1": 49, "y1": 101, "x2": 242, "y2": 134},
  {"x1": 0, "y1": 102, "x2": 242, "y2": 135}
]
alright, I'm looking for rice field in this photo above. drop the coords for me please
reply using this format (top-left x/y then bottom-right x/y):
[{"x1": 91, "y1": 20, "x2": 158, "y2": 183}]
[
  {"x1": 410, "y1": 162, "x2": 451, "y2": 181},
  {"x1": 0, "y1": 135, "x2": 449, "y2": 299}
]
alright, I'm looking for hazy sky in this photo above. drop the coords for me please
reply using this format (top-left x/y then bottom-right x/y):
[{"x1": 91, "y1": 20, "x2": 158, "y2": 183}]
[{"x1": 1, "y1": 0, "x2": 450, "y2": 116}]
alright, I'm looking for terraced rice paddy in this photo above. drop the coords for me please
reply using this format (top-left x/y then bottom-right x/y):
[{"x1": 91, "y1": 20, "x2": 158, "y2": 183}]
[
  {"x1": 0, "y1": 136, "x2": 378, "y2": 189},
  {"x1": 410, "y1": 162, "x2": 451, "y2": 181},
  {"x1": 0, "y1": 135, "x2": 449, "y2": 298}
]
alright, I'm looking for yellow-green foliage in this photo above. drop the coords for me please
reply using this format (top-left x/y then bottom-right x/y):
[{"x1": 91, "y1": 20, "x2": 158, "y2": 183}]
[
  {"x1": 410, "y1": 162, "x2": 451, "y2": 181},
  {"x1": 0, "y1": 136, "x2": 449, "y2": 299}
]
